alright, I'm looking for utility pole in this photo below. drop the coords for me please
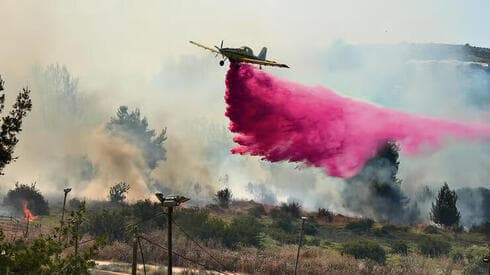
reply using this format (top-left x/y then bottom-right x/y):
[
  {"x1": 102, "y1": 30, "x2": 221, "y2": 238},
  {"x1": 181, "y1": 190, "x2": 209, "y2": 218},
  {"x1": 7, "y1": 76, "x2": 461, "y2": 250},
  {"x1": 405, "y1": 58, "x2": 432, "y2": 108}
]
[
  {"x1": 167, "y1": 206, "x2": 173, "y2": 275},
  {"x1": 155, "y1": 193, "x2": 190, "y2": 275},
  {"x1": 132, "y1": 233, "x2": 138, "y2": 275},
  {"x1": 294, "y1": 216, "x2": 307, "y2": 275},
  {"x1": 59, "y1": 188, "x2": 71, "y2": 242}
]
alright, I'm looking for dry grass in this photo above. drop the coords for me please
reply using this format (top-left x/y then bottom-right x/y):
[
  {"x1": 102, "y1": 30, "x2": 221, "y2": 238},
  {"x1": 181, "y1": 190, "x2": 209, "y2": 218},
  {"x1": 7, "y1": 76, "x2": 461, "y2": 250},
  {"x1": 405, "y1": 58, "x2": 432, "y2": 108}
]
[{"x1": 96, "y1": 230, "x2": 462, "y2": 275}]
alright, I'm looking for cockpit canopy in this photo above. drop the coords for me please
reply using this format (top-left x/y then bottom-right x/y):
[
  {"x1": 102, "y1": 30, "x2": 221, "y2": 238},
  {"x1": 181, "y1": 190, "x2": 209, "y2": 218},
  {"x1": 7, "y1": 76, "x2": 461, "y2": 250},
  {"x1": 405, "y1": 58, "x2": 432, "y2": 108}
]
[{"x1": 240, "y1": 46, "x2": 254, "y2": 55}]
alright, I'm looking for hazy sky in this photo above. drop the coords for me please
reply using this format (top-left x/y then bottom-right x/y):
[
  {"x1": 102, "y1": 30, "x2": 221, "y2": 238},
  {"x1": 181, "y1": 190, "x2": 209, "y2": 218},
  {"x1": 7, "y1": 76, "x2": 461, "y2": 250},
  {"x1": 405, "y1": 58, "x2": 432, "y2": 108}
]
[{"x1": 1, "y1": 0, "x2": 489, "y2": 82}]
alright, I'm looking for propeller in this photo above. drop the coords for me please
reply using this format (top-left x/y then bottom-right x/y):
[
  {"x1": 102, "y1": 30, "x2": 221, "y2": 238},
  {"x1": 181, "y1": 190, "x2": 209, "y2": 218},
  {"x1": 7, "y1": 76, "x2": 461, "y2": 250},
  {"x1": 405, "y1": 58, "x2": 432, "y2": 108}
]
[{"x1": 214, "y1": 40, "x2": 224, "y2": 57}]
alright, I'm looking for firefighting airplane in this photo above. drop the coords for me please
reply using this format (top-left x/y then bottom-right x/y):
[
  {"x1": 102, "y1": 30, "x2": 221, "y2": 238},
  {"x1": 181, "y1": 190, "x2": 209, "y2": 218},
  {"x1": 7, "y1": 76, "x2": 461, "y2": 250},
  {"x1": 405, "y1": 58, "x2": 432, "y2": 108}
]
[{"x1": 189, "y1": 40, "x2": 289, "y2": 68}]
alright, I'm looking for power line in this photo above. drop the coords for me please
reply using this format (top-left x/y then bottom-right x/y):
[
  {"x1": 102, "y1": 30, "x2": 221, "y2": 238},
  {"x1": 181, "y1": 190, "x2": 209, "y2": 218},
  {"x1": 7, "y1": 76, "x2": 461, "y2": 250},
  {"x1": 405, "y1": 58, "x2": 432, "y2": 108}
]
[
  {"x1": 170, "y1": 216, "x2": 230, "y2": 272},
  {"x1": 138, "y1": 234, "x2": 229, "y2": 275}
]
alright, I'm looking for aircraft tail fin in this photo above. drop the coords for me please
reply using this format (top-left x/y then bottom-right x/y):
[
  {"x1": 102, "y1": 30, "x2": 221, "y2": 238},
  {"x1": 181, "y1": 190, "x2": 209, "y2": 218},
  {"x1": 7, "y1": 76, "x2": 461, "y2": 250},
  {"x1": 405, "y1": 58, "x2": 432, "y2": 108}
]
[{"x1": 258, "y1": 47, "x2": 267, "y2": 60}]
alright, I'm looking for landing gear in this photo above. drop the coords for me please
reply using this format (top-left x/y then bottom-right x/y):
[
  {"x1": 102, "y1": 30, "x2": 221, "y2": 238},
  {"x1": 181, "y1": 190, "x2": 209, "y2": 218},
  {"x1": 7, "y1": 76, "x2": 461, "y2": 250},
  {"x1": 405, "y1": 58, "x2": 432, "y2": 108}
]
[{"x1": 219, "y1": 60, "x2": 225, "y2": 66}]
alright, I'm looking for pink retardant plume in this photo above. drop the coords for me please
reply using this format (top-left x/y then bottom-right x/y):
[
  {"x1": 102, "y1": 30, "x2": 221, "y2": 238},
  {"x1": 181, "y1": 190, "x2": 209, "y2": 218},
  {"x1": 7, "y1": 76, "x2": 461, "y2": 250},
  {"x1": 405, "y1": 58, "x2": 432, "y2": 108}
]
[{"x1": 225, "y1": 64, "x2": 490, "y2": 178}]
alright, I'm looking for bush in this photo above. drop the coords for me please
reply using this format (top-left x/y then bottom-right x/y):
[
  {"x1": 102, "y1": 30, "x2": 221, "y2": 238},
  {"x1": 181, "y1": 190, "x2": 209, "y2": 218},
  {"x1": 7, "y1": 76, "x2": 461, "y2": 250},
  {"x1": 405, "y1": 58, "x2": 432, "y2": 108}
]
[
  {"x1": 279, "y1": 201, "x2": 302, "y2": 218},
  {"x1": 469, "y1": 221, "x2": 490, "y2": 237},
  {"x1": 249, "y1": 204, "x2": 266, "y2": 217},
  {"x1": 345, "y1": 219, "x2": 374, "y2": 233},
  {"x1": 423, "y1": 225, "x2": 439, "y2": 234},
  {"x1": 83, "y1": 207, "x2": 131, "y2": 243},
  {"x1": 462, "y1": 245, "x2": 489, "y2": 275},
  {"x1": 175, "y1": 207, "x2": 210, "y2": 238},
  {"x1": 131, "y1": 199, "x2": 166, "y2": 231},
  {"x1": 317, "y1": 208, "x2": 334, "y2": 222},
  {"x1": 303, "y1": 219, "x2": 319, "y2": 236},
  {"x1": 4, "y1": 182, "x2": 49, "y2": 216},
  {"x1": 449, "y1": 247, "x2": 465, "y2": 262},
  {"x1": 418, "y1": 236, "x2": 451, "y2": 257},
  {"x1": 270, "y1": 208, "x2": 296, "y2": 233},
  {"x1": 391, "y1": 240, "x2": 409, "y2": 255},
  {"x1": 341, "y1": 240, "x2": 386, "y2": 264},
  {"x1": 223, "y1": 215, "x2": 263, "y2": 248}
]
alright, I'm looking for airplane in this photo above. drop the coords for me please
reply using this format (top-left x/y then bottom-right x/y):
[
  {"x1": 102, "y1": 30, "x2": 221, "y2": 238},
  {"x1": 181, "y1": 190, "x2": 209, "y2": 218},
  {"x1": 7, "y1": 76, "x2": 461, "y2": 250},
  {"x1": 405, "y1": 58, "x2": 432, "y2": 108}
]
[{"x1": 189, "y1": 40, "x2": 289, "y2": 69}]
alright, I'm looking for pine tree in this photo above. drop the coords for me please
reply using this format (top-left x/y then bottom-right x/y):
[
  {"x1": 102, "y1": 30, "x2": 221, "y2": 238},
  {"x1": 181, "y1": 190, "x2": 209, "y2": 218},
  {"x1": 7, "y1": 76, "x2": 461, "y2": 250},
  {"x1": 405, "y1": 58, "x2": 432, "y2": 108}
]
[{"x1": 431, "y1": 182, "x2": 461, "y2": 227}]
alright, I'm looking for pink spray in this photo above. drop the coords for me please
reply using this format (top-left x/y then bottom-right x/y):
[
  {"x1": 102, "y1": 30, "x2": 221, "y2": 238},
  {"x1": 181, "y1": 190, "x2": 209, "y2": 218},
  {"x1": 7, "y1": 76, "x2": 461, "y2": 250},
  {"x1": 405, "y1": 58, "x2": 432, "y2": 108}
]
[{"x1": 225, "y1": 64, "x2": 490, "y2": 178}]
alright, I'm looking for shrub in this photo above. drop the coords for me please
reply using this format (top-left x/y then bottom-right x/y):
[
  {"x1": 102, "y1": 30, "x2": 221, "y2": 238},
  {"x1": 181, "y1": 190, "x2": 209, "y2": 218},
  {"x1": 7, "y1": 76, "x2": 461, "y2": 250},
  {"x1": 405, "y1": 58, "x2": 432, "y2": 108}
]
[
  {"x1": 303, "y1": 219, "x2": 319, "y2": 236},
  {"x1": 270, "y1": 208, "x2": 296, "y2": 233},
  {"x1": 131, "y1": 199, "x2": 166, "y2": 231},
  {"x1": 341, "y1": 240, "x2": 386, "y2": 264},
  {"x1": 418, "y1": 236, "x2": 451, "y2": 257},
  {"x1": 449, "y1": 247, "x2": 464, "y2": 262},
  {"x1": 345, "y1": 219, "x2": 374, "y2": 233},
  {"x1": 175, "y1": 207, "x2": 210, "y2": 238},
  {"x1": 462, "y1": 245, "x2": 489, "y2": 275},
  {"x1": 249, "y1": 204, "x2": 266, "y2": 217},
  {"x1": 423, "y1": 225, "x2": 439, "y2": 234},
  {"x1": 83, "y1": 207, "x2": 131, "y2": 243},
  {"x1": 391, "y1": 240, "x2": 409, "y2": 255},
  {"x1": 4, "y1": 182, "x2": 49, "y2": 216},
  {"x1": 68, "y1": 197, "x2": 81, "y2": 210},
  {"x1": 279, "y1": 201, "x2": 302, "y2": 218},
  {"x1": 469, "y1": 221, "x2": 490, "y2": 237},
  {"x1": 223, "y1": 215, "x2": 263, "y2": 248},
  {"x1": 317, "y1": 208, "x2": 334, "y2": 222},
  {"x1": 214, "y1": 188, "x2": 232, "y2": 208}
]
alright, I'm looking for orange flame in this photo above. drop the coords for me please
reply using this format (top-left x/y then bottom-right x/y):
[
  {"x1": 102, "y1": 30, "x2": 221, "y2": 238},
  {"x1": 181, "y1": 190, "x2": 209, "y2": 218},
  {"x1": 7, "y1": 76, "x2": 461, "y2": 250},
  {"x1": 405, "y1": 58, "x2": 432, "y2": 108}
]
[{"x1": 23, "y1": 200, "x2": 38, "y2": 222}]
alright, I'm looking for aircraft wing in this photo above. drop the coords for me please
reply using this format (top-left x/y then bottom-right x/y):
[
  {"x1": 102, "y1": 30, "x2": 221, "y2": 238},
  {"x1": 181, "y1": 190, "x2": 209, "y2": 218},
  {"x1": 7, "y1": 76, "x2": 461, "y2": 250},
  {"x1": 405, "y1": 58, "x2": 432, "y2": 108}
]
[
  {"x1": 189, "y1": 41, "x2": 219, "y2": 54},
  {"x1": 240, "y1": 57, "x2": 289, "y2": 68}
]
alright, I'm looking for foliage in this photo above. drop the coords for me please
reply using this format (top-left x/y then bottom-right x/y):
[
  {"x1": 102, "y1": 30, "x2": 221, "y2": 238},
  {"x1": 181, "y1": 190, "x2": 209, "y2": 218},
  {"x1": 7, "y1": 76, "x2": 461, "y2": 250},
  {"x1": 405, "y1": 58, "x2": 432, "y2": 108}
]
[
  {"x1": 341, "y1": 240, "x2": 386, "y2": 264},
  {"x1": 279, "y1": 201, "x2": 302, "y2": 218},
  {"x1": 83, "y1": 206, "x2": 131, "y2": 243},
  {"x1": 68, "y1": 198, "x2": 81, "y2": 210},
  {"x1": 303, "y1": 218, "x2": 319, "y2": 236},
  {"x1": 131, "y1": 199, "x2": 166, "y2": 231},
  {"x1": 345, "y1": 219, "x2": 374, "y2": 233},
  {"x1": 448, "y1": 247, "x2": 465, "y2": 262},
  {"x1": 0, "y1": 75, "x2": 32, "y2": 175},
  {"x1": 270, "y1": 208, "x2": 297, "y2": 233},
  {"x1": 4, "y1": 182, "x2": 49, "y2": 215},
  {"x1": 223, "y1": 215, "x2": 263, "y2": 248},
  {"x1": 469, "y1": 221, "x2": 490, "y2": 237},
  {"x1": 391, "y1": 240, "x2": 409, "y2": 255},
  {"x1": 344, "y1": 142, "x2": 414, "y2": 224},
  {"x1": 431, "y1": 182, "x2": 461, "y2": 227},
  {"x1": 423, "y1": 225, "x2": 440, "y2": 234},
  {"x1": 417, "y1": 236, "x2": 451, "y2": 257},
  {"x1": 317, "y1": 208, "x2": 334, "y2": 222},
  {"x1": 0, "y1": 201, "x2": 104, "y2": 274},
  {"x1": 249, "y1": 204, "x2": 266, "y2": 217},
  {"x1": 214, "y1": 188, "x2": 232, "y2": 208},
  {"x1": 108, "y1": 182, "x2": 130, "y2": 203},
  {"x1": 462, "y1": 245, "x2": 489, "y2": 275},
  {"x1": 106, "y1": 106, "x2": 167, "y2": 169}
]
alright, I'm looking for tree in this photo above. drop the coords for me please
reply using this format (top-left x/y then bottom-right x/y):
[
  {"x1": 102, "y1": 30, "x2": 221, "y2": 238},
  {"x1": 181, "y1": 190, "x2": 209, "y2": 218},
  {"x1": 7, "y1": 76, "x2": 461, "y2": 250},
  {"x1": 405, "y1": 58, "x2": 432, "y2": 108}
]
[
  {"x1": 108, "y1": 182, "x2": 130, "y2": 203},
  {"x1": 431, "y1": 182, "x2": 461, "y2": 228},
  {"x1": 214, "y1": 188, "x2": 232, "y2": 208},
  {"x1": 4, "y1": 182, "x2": 49, "y2": 216},
  {"x1": 0, "y1": 75, "x2": 32, "y2": 174},
  {"x1": 106, "y1": 106, "x2": 167, "y2": 169},
  {"x1": 344, "y1": 142, "x2": 416, "y2": 224}
]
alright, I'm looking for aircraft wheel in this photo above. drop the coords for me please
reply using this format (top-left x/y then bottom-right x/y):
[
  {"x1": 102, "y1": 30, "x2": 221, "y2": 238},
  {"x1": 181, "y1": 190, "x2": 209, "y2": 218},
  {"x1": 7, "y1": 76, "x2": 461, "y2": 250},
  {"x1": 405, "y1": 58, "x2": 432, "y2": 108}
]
[{"x1": 219, "y1": 60, "x2": 225, "y2": 66}]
